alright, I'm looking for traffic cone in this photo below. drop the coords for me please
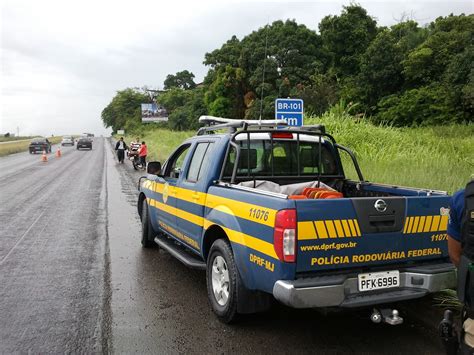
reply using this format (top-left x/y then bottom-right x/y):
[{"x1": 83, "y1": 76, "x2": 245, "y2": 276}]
[
  {"x1": 56, "y1": 147, "x2": 61, "y2": 158},
  {"x1": 41, "y1": 150, "x2": 48, "y2": 162}
]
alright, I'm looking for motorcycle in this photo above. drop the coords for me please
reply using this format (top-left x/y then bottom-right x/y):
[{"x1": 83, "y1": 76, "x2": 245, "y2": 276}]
[{"x1": 128, "y1": 144, "x2": 145, "y2": 170}]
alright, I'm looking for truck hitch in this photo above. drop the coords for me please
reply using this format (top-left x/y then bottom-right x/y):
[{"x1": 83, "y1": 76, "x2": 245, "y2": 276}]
[{"x1": 370, "y1": 308, "x2": 404, "y2": 325}]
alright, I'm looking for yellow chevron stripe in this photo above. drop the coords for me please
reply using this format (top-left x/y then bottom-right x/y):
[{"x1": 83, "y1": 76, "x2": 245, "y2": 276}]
[
  {"x1": 341, "y1": 220, "x2": 351, "y2": 237},
  {"x1": 431, "y1": 215, "x2": 441, "y2": 232},
  {"x1": 412, "y1": 216, "x2": 420, "y2": 233},
  {"x1": 403, "y1": 215, "x2": 450, "y2": 234},
  {"x1": 417, "y1": 216, "x2": 426, "y2": 233},
  {"x1": 423, "y1": 215, "x2": 433, "y2": 233},
  {"x1": 439, "y1": 215, "x2": 448, "y2": 231},
  {"x1": 325, "y1": 220, "x2": 337, "y2": 239},
  {"x1": 403, "y1": 217, "x2": 410, "y2": 233},
  {"x1": 315, "y1": 221, "x2": 328, "y2": 239},
  {"x1": 348, "y1": 219, "x2": 357, "y2": 237},
  {"x1": 353, "y1": 220, "x2": 361, "y2": 237},
  {"x1": 334, "y1": 220, "x2": 345, "y2": 237},
  {"x1": 407, "y1": 217, "x2": 414, "y2": 233}
]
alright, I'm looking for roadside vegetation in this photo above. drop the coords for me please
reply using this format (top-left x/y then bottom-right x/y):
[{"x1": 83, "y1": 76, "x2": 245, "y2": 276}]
[
  {"x1": 120, "y1": 112, "x2": 472, "y2": 194},
  {"x1": 0, "y1": 136, "x2": 62, "y2": 157},
  {"x1": 0, "y1": 136, "x2": 36, "y2": 142},
  {"x1": 102, "y1": 6, "x2": 473, "y2": 133}
]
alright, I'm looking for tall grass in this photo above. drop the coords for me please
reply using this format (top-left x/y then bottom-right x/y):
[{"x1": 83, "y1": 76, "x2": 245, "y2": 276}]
[
  {"x1": 0, "y1": 136, "x2": 36, "y2": 143},
  {"x1": 306, "y1": 113, "x2": 473, "y2": 193},
  {"x1": 128, "y1": 114, "x2": 473, "y2": 193},
  {"x1": 120, "y1": 130, "x2": 194, "y2": 162}
]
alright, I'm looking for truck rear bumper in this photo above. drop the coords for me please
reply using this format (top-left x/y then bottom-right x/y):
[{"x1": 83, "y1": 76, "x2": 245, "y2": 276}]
[{"x1": 273, "y1": 263, "x2": 456, "y2": 308}]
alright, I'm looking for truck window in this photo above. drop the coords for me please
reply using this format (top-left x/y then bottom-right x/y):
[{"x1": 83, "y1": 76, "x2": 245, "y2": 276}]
[
  {"x1": 223, "y1": 139, "x2": 337, "y2": 179},
  {"x1": 187, "y1": 142, "x2": 214, "y2": 183},
  {"x1": 164, "y1": 144, "x2": 191, "y2": 178}
]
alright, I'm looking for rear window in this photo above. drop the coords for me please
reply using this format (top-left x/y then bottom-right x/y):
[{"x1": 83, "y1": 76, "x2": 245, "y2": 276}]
[
  {"x1": 31, "y1": 139, "x2": 46, "y2": 143},
  {"x1": 223, "y1": 139, "x2": 338, "y2": 178}
]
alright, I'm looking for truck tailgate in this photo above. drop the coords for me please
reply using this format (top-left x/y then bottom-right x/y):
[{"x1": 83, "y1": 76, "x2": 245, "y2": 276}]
[{"x1": 295, "y1": 196, "x2": 451, "y2": 273}]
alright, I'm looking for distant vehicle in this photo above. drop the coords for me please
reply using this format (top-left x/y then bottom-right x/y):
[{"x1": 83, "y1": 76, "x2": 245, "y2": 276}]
[
  {"x1": 61, "y1": 136, "x2": 74, "y2": 146},
  {"x1": 29, "y1": 138, "x2": 51, "y2": 154},
  {"x1": 77, "y1": 137, "x2": 92, "y2": 150}
]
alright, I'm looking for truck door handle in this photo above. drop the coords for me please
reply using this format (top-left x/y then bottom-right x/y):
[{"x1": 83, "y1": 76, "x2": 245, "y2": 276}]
[{"x1": 192, "y1": 193, "x2": 200, "y2": 200}]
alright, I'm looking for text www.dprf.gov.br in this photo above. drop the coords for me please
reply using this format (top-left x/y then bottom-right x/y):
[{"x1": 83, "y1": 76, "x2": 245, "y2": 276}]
[{"x1": 300, "y1": 241, "x2": 357, "y2": 252}]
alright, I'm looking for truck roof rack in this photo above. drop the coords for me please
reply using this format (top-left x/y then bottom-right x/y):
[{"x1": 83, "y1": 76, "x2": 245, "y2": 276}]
[
  {"x1": 197, "y1": 116, "x2": 287, "y2": 135},
  {"x1": 197, "y1": 115, "x2": 325, "y2": 135}
]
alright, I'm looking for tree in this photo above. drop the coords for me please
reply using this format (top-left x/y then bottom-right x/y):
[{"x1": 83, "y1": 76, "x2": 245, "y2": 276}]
[
  {"x1": 159, "y1": 87, "x2": 207, "y2": 130},
  {"x1": 291, "y1": 74, "x2": 339, "y2": 115},
  {"x1": 203, "y1": 20, "x2": 325, "y2": 119},
  {"x1": 319, "y1": 4, "x2": 377, "y2": 77},
  {"x1": 101, "y1": 88, "x2": 149, "y2": 132},
  {"x1": 402, "y1": 14, "x2": 474, "y2": 86},
  {"x1": 163, "y1": 70, "x2": 197, "y2": 90}
]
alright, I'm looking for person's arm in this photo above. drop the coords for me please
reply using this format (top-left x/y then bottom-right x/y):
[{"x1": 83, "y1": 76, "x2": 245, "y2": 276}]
[
  {"x1": 447, "y1": 191, "x2": 462, "y2": 267},
  {"x1": 447, "y1": 235, "x2": 462, "y2": 267}
]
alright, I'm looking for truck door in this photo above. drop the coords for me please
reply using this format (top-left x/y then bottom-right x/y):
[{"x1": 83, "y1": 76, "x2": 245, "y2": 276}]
[
  {"x1": 175, "y1": 141, "x2": 215, "y2": 252},
  {"x1": 156, "y1": 143, "x2": 191, "y2": 237}
]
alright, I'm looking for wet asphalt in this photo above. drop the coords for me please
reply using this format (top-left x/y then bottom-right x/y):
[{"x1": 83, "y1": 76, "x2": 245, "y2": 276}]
[{"x1": 0, "y1": 138, "x2": 445, "y2": 354}]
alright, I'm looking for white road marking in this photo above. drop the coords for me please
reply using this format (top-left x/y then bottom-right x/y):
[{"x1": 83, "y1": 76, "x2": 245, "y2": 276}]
[{"x1": 0, "y1": 210, "x2": 46, "y2": 266}]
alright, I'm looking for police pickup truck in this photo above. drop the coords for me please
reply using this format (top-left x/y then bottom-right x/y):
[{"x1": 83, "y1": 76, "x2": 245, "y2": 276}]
[{"x1": 137, "y1": 116, "x2": 456, "y2": 323}]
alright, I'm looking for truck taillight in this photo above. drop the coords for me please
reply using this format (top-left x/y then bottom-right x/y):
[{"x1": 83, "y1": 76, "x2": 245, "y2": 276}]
[{"x1": 274, "y1": 209, "x2": 297, "y2": 263}]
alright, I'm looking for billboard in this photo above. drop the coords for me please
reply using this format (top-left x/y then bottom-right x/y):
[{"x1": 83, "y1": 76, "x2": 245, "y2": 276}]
[{"x1": 141, "y1": 103, "x2": 168, "y2": 122}]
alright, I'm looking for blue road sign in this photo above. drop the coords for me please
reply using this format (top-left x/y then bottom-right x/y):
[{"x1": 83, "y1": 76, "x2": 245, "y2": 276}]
[{"x1": 275, "y1": 98, "x2": 304, "y2": 126}]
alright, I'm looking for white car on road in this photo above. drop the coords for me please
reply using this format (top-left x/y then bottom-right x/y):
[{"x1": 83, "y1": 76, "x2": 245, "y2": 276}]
[{"x1": 61, "y1": 136, "x2": 74, "y2": 146}]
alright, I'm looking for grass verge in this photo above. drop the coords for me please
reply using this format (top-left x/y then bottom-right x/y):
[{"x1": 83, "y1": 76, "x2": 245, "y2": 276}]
[
  {"x1": 0, "y1": 136, "x2": 63, "y2": 157},
  {"x1": 121, "y1": 114, "x2": 472, "y2": 193},
  {"x1": 0, "y1": 136, "x2": 36, "y2": 143}
]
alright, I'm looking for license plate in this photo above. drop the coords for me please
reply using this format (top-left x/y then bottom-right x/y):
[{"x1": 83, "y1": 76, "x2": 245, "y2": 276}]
[{"x1": 358, "y1": 270, "x2": 400, "y2": 292}]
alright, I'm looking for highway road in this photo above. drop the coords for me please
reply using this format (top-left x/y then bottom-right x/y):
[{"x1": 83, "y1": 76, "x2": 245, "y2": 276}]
[{"x1": 0, "y1": 138, "x2": 446, "y2": 353}]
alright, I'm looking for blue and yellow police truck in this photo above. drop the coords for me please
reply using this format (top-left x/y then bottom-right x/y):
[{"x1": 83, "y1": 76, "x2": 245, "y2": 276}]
[{"x1": 137, "y1": 116, "x2": 456, "y2": 323}]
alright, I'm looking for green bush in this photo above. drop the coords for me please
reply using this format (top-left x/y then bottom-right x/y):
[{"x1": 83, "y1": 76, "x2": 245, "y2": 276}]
[{"x1": 374, "y1": 84, "x2": 458, "y2": 126}]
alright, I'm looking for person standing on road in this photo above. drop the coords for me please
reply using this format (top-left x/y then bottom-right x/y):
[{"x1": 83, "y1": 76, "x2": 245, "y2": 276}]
[
  {"x1": 138, "y1": 141, "x2": 147, "y2": 169},
  {"x1": 447, "y1": 179, "x2": 474, "y2": 354},
  {"x1": 115, "y1": 137, "x2": 128, "y2": 164}
]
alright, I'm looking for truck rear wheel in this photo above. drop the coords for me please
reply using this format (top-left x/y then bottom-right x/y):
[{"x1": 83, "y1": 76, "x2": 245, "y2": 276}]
[
  {"x1": 206, "y1": 239, "x2": 242, "y2": 323},
  {"x1": 141, "y1": 199, "x2": 156, "y2": 248}
]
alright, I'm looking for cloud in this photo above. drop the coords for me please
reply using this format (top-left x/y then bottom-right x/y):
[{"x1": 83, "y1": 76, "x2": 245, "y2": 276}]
[{"x1": 1, "y1": 0, "x2": 472, "y2": 135}]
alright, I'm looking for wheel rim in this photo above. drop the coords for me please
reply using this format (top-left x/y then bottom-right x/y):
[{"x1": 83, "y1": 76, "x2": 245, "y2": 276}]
[{"x1": 211, "y1": 255, "x2": 230, "y2": 306}]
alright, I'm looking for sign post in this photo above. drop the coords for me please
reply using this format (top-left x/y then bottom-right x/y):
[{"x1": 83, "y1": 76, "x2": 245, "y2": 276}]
[{"x1": 275, "y1": 98, "x2": 304, "y2": 126}]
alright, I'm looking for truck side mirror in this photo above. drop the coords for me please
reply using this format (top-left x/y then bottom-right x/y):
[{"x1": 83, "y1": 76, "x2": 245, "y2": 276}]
[{"x1": 147, "y1": 161, "x2": 161, "y2": 175}]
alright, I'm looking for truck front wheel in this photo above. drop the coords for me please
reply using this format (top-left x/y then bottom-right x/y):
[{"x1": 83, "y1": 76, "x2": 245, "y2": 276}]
[
  {"x1": 206, "y1": 239, "x2": 243, "y2": 323},
  {"x1": 141, "y1": 199, "x2": 156, "y2": 248}
]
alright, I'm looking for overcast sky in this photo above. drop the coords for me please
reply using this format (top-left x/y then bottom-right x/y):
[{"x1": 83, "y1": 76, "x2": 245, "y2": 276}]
[{"x1": 1, "y1": 0, "x2": 472, "y2": 136}]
